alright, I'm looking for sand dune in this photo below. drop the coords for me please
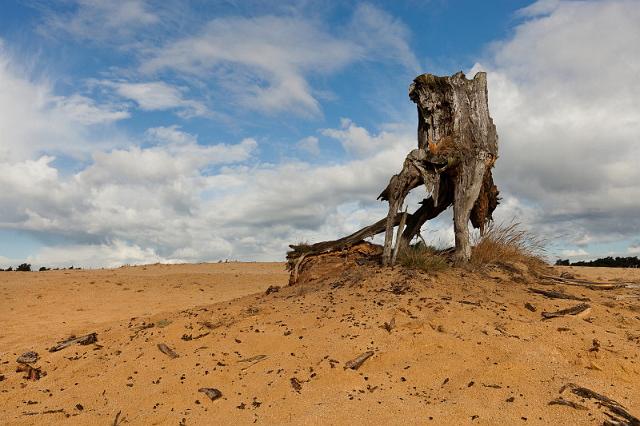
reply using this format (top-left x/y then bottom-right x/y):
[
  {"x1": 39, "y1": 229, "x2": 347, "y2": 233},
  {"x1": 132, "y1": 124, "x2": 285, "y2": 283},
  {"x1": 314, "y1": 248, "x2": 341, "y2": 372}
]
[{"x1": 1, "y1": 256, "x2": 639, "y2": 425}]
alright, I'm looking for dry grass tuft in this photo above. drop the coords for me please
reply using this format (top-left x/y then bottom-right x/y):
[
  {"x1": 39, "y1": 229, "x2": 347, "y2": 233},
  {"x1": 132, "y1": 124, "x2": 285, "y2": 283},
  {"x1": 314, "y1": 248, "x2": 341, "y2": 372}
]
[
  {"x1": 471, "y1": 222, "x2": 546, "y2": 270},
  {"x1": 398, "y1": 243, "x2": 450, "y2": 272}
]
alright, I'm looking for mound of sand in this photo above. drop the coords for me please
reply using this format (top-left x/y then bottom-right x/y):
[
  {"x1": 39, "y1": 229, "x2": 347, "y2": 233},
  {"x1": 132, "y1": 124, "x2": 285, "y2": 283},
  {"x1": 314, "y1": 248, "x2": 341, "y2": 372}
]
[{"x1": 1, "y1": 251, "x2": 639, "y2": 425}]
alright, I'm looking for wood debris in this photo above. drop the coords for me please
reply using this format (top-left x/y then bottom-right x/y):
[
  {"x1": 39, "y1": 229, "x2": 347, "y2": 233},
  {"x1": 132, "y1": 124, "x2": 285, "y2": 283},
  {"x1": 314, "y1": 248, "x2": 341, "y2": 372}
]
[
  {"x1": 16, "y1": 364, "x2": 43, "y2": 380},
  {"x1": 548, "y1": 398, "x2": 588, "y2": 410},
  {"x1": 290, "y1": 377, "x2": 302, "y2": 393},
  {"x1": 540, "y1": 274, "x2": 630, "y2": 290},
  {"x1": 560, "y1": 383, "x2": 640, "y2": 425},
  {"x1": 198, "y1": 387, "x2": 222, "y2": 401},
  {"x1": 239, "y1": 354, "x2": 267, "y2": 370},
  {"x1": 265, "y1": 285, "x2": 280, "y2": 295},
  {"x1": 49, "y1": 333, "x2": 97, "y2": 352},
  {"x1": 344, "y1": 351, "x2": 374, "y2": 370},
  {"x1": 157, "y1": 343, "x2": 179, "y2": 359},
  {"x1": 381, "y1": 318, "x2": 396, "y2": 333},
  {"x1": 528, "y1": 287, "x2": 590, "y2": 301},
  {"x1": 113, "y1": 410, "x2": 123, "y2": 426},
  {"x1": 541, "y1": 303, "x2": 590, "y2": 320}
]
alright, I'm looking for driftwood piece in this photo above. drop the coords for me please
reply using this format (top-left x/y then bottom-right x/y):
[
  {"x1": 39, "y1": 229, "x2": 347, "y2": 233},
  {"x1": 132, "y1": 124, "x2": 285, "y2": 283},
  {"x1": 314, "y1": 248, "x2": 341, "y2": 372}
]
[
  {"x1": 528, "y1": 288, "x2": 590, "y2": 301},
  {"x1": 560, "y1": 383, "x2": 640, "y2": 425},
  {"x1": 344, "y1": 351, "x2": 374, "y2": 370},
  {"x1": 287, "y1": 213, "x2": 402, "y2": 260},
  {"x1": 541, "y1": 303, "x2": 590, "y2": 320},
  {"x1": 157, "y1": 343, "x2": 179, "y2": 359},
  {"x1": 239, "y1": 354, "x2": 268, "y2": 370},
  {"x1": 548, "y1": 398, "x2": 588, "y2": 410},
  {"x1": 199, "y1": 388, "x2": 222, "y2": 401},
  {"x1": 540, "y1": 274, "x2": 630, "y2": 289},
  {"x1": 49, "y1": 333, "x2": 97, "y2": 352}
]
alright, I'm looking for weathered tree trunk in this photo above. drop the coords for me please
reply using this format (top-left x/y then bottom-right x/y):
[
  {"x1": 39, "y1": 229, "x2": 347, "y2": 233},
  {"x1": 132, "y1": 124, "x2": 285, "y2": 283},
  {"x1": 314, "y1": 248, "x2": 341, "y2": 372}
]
[
  {"x1": 408, "y1": 71, "x2": 498, "y2": 263},
  {"x1": 287, "y1": 71, "x2": 499, "y2": 274}
]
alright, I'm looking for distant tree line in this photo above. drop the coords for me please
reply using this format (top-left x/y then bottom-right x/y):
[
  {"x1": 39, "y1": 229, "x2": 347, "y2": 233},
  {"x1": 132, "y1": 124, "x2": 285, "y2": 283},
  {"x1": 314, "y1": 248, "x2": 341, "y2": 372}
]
[
  {"x1": 0, "y1": 264, "x2": 81, "y2": 272},
  {"x1": 555, "y1": 256, "x2": 640, "y2": 268}
]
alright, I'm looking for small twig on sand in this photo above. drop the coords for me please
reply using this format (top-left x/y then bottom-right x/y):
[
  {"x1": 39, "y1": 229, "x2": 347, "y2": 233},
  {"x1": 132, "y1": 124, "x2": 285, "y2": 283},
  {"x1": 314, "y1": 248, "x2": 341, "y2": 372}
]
[
  {"x1": 49, "y1": 333, "x2": 97, "y2": 352},
  {"x1": 529, "y1": 288, "x2": 589, "y2": 301},
  {"x1": 541, "y1": 303, "x2": 590, "y2": 320},
  {"x1": 548, "y1": 398, "x2": 588, "y2": 410},
  {"x1": 113, "y1": 410, "x2": 122, "y2": 426},
  {"x1": 344, "y1": 351, "x2": 375, "y2": 370},
  {"x1": 157, "y1": 343, "x2": 179, "y2": 359}
]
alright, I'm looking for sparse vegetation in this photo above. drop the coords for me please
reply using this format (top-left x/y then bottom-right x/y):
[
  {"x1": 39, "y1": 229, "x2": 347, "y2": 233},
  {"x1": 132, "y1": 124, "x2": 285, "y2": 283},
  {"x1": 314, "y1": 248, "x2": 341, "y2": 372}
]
[
  {"x1": 397, "y1": 242, "x2": 449, "y2": 272},
  {"x1": 471, "y1": 222, "x2": 546, "y2": 270},
  {"x1": 16, "y1": 263, "x2": 31, "y2": 272}
]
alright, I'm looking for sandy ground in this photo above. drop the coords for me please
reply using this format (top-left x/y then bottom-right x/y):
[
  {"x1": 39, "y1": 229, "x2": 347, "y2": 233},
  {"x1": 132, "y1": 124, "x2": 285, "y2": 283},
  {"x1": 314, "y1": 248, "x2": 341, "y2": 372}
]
[{"x1": 1, "y1": 258, "x2": 639, "y2": 425}]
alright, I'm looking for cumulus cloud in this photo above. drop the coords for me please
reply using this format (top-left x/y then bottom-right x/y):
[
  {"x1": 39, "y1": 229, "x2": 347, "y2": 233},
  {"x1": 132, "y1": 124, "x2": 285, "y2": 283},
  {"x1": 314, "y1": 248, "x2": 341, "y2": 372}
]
[
  {"x1": 321, "y1": 118, "x2": 406, "y2": 158},
  {"x1": 473, "y1": 0, "x2": 640, "y2": 254},
  {"x1": 0, "y1": 44, "x2": 129, "y2": 161},
  {"x1": 0, "y1": 117, "x2": 415, "y2": 266},
  {"x1": 26, "y1": 240, "x2": 173, "y2": 269}
]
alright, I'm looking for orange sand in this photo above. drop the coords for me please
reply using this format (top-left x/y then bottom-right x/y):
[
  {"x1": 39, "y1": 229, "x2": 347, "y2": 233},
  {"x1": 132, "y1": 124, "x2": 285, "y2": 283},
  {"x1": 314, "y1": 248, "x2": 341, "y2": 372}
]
[{"x1": 1, "y1": 261, "x2": 639, "y2": 425}]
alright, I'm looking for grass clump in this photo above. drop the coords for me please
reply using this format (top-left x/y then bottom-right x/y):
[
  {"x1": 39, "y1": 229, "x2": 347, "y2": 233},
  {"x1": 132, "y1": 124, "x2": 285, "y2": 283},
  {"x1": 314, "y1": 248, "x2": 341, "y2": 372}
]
[
  {"x1": 397, "y1": 242, "x2": 449, "y2": 272},
  {"x1": 471, "y1": 222, "x2": 546, "y2": 270}
]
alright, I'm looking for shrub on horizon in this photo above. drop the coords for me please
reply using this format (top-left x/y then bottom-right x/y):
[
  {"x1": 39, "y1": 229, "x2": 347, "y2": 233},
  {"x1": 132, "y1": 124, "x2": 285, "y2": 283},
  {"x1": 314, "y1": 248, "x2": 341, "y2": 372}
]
[{"x1": 16, "y1": 263, "x2": 31, "y2": 272}]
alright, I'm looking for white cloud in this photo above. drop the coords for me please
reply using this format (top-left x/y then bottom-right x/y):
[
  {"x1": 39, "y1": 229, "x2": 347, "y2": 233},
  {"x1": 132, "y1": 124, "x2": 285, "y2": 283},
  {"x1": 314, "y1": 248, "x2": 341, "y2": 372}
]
[
  {"x1": 628, "y1": 244, "x2": 640, "y2": 255},
  {"x1": 561, "y1": 248, "x2": 589, "y2": 257},
  {"x1": 321, "y1": 118, "x2": 405, "y2": 158},
  {"x1": 102, "y1": 81, "x2": 208, "y2": 118},
  {"x1": 53, "y1": 94, "x2": 129, "y2": 125},
  {"x1": 0, "y1": 44, "x2": 129, "y2": 161},
  {"x1": 145, "y1": 125, "x2": 197, "y2": 145},
  {"x1": 0, "y1": 118, "x2": 415, "y2": 266},
  {"x1": 28, "y1": 240, "x2": 168, "y2": 269},
  {"x1": 140, "y1": 5, "x2": 417, "y2": 116},
  {"x1": 348, "y1": 3, "x2": 420, "y2": 73},
  {"x1": 141, "y1": 15, "x2": 356, "y2": 116},
  {"x1": 41, "y1": 0, "x2": 159, "y2": 42},
  {"x1": 472, "y1": 0, "x2": 640, "y2": 247},
  {"x1": 297, "y1": 136, "x2": 320, "y2": 156}
]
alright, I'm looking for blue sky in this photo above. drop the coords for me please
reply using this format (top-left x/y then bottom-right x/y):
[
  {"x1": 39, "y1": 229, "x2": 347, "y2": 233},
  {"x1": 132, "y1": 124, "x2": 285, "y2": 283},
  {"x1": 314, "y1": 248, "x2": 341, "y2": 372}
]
[{"x1": 0, "y1": 0, "x2": 639, "y2": 267}]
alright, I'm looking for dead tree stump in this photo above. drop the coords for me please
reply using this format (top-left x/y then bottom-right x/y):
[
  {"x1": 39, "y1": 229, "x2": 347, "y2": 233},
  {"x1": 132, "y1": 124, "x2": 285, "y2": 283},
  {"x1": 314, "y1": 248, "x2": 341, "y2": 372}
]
[
  {"x1": 287, "y1": 71, "x2": 499, "y2": 274},
  {"x1": 380, "y1": 71, "x2": 498, "y2": 264}
]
